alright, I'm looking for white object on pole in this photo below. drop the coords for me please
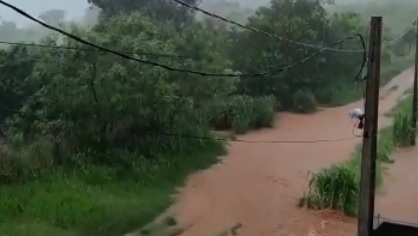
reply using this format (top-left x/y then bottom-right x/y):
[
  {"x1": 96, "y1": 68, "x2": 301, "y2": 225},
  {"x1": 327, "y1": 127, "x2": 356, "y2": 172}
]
[{"x1": 349, "y1": 108, "x2": 364, "y2": 119}]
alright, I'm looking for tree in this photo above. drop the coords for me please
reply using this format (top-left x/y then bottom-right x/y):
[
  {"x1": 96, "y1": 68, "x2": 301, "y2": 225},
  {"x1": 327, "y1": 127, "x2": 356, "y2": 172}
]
[
  {"x1": 0, "y1": 46, "x2": 37, "y2": 129},
  {"x1": 86, "y1": 0, "x2": 200, "y2": 28},
  {"x1": 83, "y1": 5, "x2": 100, "y2": 25},
  {"x1": 38, "y1": 9, "x2": 66, "y2": 25},
  {"x1": 402, "y1": 29, "x2": 415, "y2": 52},
  {"x1": 5, "y1": 13, "x2": 222, "y2": 161},
  {"x1": 231, "y1": 0, "x2": 332, "y2": 109},
  {"x1": 0, "y1": 20, "x2": 18, "y2": 41}
]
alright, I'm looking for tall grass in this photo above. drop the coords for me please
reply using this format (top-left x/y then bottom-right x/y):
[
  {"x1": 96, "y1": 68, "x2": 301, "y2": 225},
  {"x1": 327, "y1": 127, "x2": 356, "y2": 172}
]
[
  {"x1": 300, "y1": 94, "x2": 415, "y2": 215},
  {"x1": 302, "y1": 164, "x2": 359, "y2": 216},
  {"x1": 300, "y1": 145, "x2": 387, "y2": 216},
  {"x1": 393, "y1": 111, "x2": 414, "y2": 147},
  {"x1": 0, "y1": 140, "x2": 225, "y2": 236},
  {"x1": 377, "y1": 128, "x2": 395, "y2": 163}
]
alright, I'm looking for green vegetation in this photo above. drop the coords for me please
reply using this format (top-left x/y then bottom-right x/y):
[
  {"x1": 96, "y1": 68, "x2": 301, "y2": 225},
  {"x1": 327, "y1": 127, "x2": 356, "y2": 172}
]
[
  {"x1": 0, "y1": 0, "x2": 415, "y2": 235},
  {"x1": 393, "y1": 112, "x2": 414, "y2": 146},
  {"x1": 300, "y1": 94, "x2": 416, "y2": 215}
]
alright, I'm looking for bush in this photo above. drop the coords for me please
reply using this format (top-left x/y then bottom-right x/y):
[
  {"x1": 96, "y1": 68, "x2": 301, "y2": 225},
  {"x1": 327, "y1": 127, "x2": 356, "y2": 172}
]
[
  {"x1": 315, "y1": 80, "x2": 362, "y2": 107},
  {"x1": 301, "y1": 164, "x2": 358, "y2": 215},
  {"x1": 0, "y1": 136, "x2": 54, "y2": 184},
  {"x1": 377, "y1": 132, "x2": 395, "y2": 163},
  {"x1": 292, "y1": 89, "x2": 317, "y2": 113},
  {"x1": 211, "y1": 95, "x2": 276, "y2": 134},
  {"x1": 393, "y1": 111, "x2": 414, "y2": 147},
  {"x1": 300, "y1": 150, "x2": 388, "y2": 216},
  {"x1": 229, "y1": 96, "x2": 254, "y2": 134},
  {"x1": 250, "y1": 95, "x2": 276, "y2": 128}
]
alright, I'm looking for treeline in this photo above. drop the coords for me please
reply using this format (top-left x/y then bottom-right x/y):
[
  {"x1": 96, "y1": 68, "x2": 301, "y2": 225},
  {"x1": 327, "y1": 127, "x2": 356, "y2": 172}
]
[
  {"x1": 0, "y1": 0, "x2": 414, "y2": 180},
  {"x1": 0, "y1": 8, "x2": 97, "y2": 44}
]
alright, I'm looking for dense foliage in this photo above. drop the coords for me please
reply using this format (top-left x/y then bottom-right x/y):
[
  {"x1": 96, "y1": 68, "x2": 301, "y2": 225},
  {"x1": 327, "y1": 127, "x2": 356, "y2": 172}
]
[{"x1": 0, "y1": 0, "x2": 415, "y2": 235}]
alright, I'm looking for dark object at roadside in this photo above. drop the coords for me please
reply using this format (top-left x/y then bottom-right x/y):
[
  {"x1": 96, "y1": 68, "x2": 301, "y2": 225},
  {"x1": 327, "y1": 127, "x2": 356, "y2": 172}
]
[{"x1": 373, "y1": 216, "x2": 418, "y2": 236}]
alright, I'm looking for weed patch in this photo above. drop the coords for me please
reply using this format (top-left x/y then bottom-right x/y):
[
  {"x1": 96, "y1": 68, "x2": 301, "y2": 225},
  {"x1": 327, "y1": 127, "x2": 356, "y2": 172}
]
[{"x1": 0, "y1": 142, "x2": 225, "y2": 236}]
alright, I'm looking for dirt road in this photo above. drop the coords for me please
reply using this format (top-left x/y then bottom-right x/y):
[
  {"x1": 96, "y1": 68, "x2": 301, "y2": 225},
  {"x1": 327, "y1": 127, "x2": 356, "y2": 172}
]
[
  {"x1": 171, "y1": 67, "x2": 414, "y2": 236},
  {"x1": 375, "y1": 146, "x2": 418, "y2": 223}
]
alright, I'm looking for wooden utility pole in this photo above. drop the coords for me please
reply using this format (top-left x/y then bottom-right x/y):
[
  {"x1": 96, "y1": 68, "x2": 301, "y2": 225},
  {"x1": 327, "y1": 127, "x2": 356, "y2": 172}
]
[
  {"x1": 357, "y1": 16, "x2": 382, "y2": 236},
  {"x1": 411, "y1": 17, "x2": 418, "y2": 145}
]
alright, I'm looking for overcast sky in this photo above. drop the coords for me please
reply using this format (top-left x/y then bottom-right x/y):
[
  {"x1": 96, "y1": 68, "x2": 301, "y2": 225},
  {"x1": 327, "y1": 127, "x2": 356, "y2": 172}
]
[
  {"x1": 0, "y1": 0, "x2": 89, "y2": 26},
  {"x1": 0, "y1": 0, "x2": 371, "y2": 27}
]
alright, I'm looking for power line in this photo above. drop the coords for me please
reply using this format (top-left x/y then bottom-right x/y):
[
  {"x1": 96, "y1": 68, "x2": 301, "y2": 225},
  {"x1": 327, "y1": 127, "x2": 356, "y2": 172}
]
[
  {"x1": 383, "y1": 21, "x2": 416, "y2": 47},
  {"x1": 0, "y1": 23, "x2": 410, "y2": 60},
  {"x1": 172, "y1": 0, "x2": 364, "y2": 52},
  {"x1": 145, "y1": 131, "x2": 361, "y2": 144},
  {"x1": 0, "y1": 41, "x2": 188, "y2": 58},
  {"x1": 0, "y1": 104, "x2": 361, "y2": 144},
  {"x1": 0, "y1": 0, "x2": 365, "y2": 78},
  {"x1": 175, "y1": 0, "x2": 416, "y2": 53}
]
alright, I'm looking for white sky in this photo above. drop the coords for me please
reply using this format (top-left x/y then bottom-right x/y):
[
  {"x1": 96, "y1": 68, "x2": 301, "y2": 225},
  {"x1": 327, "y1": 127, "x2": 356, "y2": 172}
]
[
  {"x1": 0, "y1": 0, "x2": 89, "y2": 26},
  {"x1": 0, "y1": 0, "x2": 369, "y2": 27}
]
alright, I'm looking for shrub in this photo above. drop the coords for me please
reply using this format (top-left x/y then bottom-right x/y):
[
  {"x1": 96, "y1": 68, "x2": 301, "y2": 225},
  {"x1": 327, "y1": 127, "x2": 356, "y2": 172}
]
[
  {"x1": 301, "y1": 164, "x2": 358, "y2": 216},
  {"x1": 292, "y1": 89, "x2": 317, "y2": 113},
  {"x1": 211, "y1": 95, "x2": 276, "y2": 134},
  {"x1": 377, "y1": 129, "x2": 395, "y2": 163},
  {"x1": 251, "y1": 95, "x2": 276, "y2": 128},
  {"x1": 301, "y1": 141, "x2": 387, "y2": 216},
  {"x1": 228, "y1": 95, "x2": 254, "y2": 134},
  {"x1": 391, "y1": 43, "x2": 409, "y2": 57},
  {"x1": 393, "y1": 111, "x2": 414, "y2": 147},
  {"x1": 0, "y1": 136, "x2": 54, "y2": 184}
]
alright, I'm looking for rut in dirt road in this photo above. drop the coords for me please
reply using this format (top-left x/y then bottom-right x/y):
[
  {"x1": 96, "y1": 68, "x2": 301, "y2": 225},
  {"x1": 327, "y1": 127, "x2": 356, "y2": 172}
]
[{"x1": 170, "y1": 67, "x2": 414, "y2": 236}]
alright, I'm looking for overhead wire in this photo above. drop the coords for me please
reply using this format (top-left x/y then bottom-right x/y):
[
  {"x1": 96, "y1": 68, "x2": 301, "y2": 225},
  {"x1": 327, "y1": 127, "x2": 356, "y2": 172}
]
[
  {"x1": 4, "y1": 19, "x2": 413, "y2": 79},
  {"x1": 145, "y1": 132, "x2": 361, "y2": 144},
  {"x1": 5, "y1": 35, "x2": 367, "y2": 78},
  {"x1": 353, "y1": 20, "x2": 417, "y2": 139},
  {"x1": 173, "y1": 0, "x2": 415, "y2": 55},
  {"x1": 0, "y1": 99, "x2": 362, "y2": 144},
  {"x1": 0, "y1": 3, "x2": 413, "y2": 145},
  {"x1": 0, "y1": 41, "x2": 189, "y2": 58},
  {"x1": 164, "y1": 16, "x2": 418, "y2": 142},
  {"x1": 0, "y1": 103, "x2": 361, "y2": 144},
  {"x1": 0, "y1": 0, "x2": 366, "y2": 78},
  {"x1": 14, "y1": 0, "x2": 418, "y2": 144},
  {"x1": 172, "y1": 0, "x2": 364, "y2": 52},
  {"x1": 0, "y1": 0, "x2": 370, "y2": 143},
  {"x1": 383, "y1": 20, "x2": 417, "y2": 47}
]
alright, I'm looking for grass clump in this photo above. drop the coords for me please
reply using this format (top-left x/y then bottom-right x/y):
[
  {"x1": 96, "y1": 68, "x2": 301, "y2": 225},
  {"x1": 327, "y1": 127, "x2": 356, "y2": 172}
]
[
  {"x1": 393, "y1": 111, "x2": 414, "y2": 147},
  {"x1": 300, "y1": 144, "x2": 387, "y2": 215},
  {"x1": 302, "y1": 164, "x2": 358, "y2": 215},
  {"x1": 377, "y1": 128, "x2": 395, "y2": 163}
]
